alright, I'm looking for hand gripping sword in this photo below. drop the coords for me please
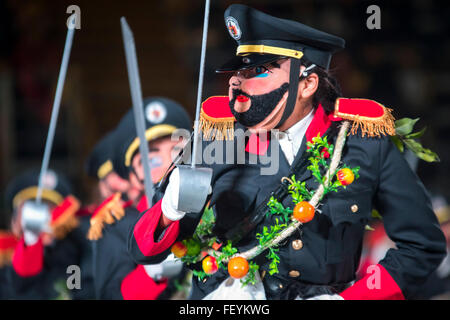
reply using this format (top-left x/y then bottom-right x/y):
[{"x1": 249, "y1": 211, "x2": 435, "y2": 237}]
[
  {"x1": 23, "y1": 15, "x2": 77, "y2": 234},
  {"x1": 120, "y1": 17, "x2": 155, "y2": 207}
]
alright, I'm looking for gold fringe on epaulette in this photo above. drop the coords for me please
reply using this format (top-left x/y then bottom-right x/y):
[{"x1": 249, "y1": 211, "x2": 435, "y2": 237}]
[
  {"x1": 50, "y1": 197, "x2": 81, "y2": 240},
  {"x1": 199, "y1": 109, "x2": 235, "y2": 141},
  {"x1": 87, "y1": 193, "x2": 125, "y2": 241},
  {"x1": 336, "y1": 106, "x2": 396, "y2": 138}
]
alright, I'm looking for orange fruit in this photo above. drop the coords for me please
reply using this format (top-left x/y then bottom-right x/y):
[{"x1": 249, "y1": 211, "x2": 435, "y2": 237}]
[
  {"x1": 293, "y1": 201, "x2": 315, "y2": 223},
  {"x1": 337, "y1": 168, "x2": 354, "y2": 186},
  {"x1": 228, "y1": 256, "x2": 249, "y2": 279},
  {"x1": 171, "y1": 241, "x2": 187, "y2": 258},
  {"x1": 202, "y1": 256, "x2": 218, "y2": 275}
]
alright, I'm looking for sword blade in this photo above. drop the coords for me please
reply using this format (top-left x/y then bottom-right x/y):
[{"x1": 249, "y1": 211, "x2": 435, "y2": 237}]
[
  {"x1": 191, "y1": 0, "x2": 211, "y2": 168},
  {"x1": 36, "y1": 15, "x2": 76, "y2": 203},
  {"x1": 120, "y1": 17, "x2": 155, "y2": 207}
]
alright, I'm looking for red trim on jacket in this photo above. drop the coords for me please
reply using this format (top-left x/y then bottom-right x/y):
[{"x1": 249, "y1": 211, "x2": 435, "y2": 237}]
[
  {"x1": 50, "y1": 195, "x2": 79, "y2": 223},
  {"x1": 0, "y1": 232, "x2": 18, "y2": 250},
  {"x1": 136, "y1": 195, "x2": 148, "y2": 212},
  {"x1": 121, "y1": 264, "x2": 168, "y2": 300},
  {"x1": 245, "y1": 132, "x2": 270, "y2": 155},
  {"x1": 91, "y1": 194, "x2": 115, "y2": 218},
  {"x1": 133, "y1": 199, "x2": 180, "y2": 257},
  {"x1": 12, "y1": 237, "x2": 44, "y2": 277},
  {"x1": 305, "y1": 104, "x2": 341, "y2": 144},
  {"x1": 340, "y1": 264, "x2": 405, "y2": 300}
]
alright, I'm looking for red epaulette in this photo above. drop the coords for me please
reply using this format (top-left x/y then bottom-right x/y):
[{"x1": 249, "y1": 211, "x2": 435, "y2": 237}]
[
  {"x1": 87, "y1": 193, "x2": 126, "y2": 241},
  {"x1": 334, "y1": 98, "x2": 396, "y2": 138},
  {"x1": 0, "y1": 231, "x2": 18, "y2": 267},
  {"x1": 199, "y1": 96, "x2": 235, "y2": 141},
  {"x1": 50, "y1": 195, "x2": 81, "y2": 240}
]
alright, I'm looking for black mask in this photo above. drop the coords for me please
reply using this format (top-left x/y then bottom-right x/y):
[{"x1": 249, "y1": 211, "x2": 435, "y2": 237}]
[{"x1": 229, "y1": 82, "x2": 289, "y2": 127}]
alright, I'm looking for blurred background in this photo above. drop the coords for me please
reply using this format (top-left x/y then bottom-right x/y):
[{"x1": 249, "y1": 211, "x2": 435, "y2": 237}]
[{"x1": 0, "y1": 0, "x2": 449, "y2": 227}]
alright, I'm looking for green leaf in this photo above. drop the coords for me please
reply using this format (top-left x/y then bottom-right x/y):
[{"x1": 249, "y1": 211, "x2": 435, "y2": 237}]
[
  {"x1": 395, "y1": 118, "x2": 419, "y2": 136},
  {"x1": 403, "y1": 138, "x2": 423, "y2": 153},
  {"x1": 240, "y1": 262, "x2": 259, "y2": 287},
  {"x1": 221, "y1": 241, "x2": 238, "y2": 256},
  {"x1": 405, "y1": 127, "x2": 426, "y2": 139},
  {"x1": 365, "y1": 225, "x2": 375, "y2": 231},
  {"x1": 390, "y1": 135, "x2": 404, "y2": 153},
  {"x1": 192, "y1": 269, "x2": 208, "y2": 280},
  {"x1": 371, "y1": 209, "x2": 383, "y2": 220},
  {"x1": 416, "y1": 149, "x2": 441, "y2": 162},
  {"x1": 194, "y1": 206, "x2": 216, "y2": 238},
  {"x1": 404, "y1": 139, "x2": 440, "y2": 162}
]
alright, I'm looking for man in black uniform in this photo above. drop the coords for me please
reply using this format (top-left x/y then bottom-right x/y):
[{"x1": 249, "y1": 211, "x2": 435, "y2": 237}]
[
  {"x1": 128, "y1": 4, "x2": 446, "y2": 300},
  {"x1": 91, "y1": 97, "x2": 191, "y2": 299},
  {"x1": 3, "y1": 168, "x2": 94, "y2": 299}
]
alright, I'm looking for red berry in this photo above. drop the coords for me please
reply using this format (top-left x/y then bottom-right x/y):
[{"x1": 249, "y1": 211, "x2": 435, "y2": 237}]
[
  {"x1": 202, "y1": 256, "x2": 218, "y2": 275},
  {"x1": 337, "y1": 168, "x2": 354, "y2": 186},
  {"x1": 321, "y1": 147, "x2": 330, "y2": 159}
]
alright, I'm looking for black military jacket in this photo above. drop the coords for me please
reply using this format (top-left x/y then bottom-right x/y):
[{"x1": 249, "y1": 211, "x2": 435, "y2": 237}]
[
  {"x1": 93, "y1": 206, "x2": 139, "y2": 299},
  {"x1": 130, "y1": 110, "x2": 446, "y2": 300}
]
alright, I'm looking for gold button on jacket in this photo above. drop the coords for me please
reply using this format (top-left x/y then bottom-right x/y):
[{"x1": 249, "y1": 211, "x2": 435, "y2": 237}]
[
  {"x1": 289, "y1": 270, "x2": 301, "y2": 278},
  {"x1": 292, "y1": 239, "x2": 303, "y2": 250}
]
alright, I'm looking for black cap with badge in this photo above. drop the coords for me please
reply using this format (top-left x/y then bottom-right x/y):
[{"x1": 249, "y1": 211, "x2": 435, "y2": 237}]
[
  {"x1": 4, "y1": 168, "x2": 73, "y2": 212},
  {"x1": 216, "y1": 4, "x2": 345, "y2": 129},
  {"x1": 112, "y1": 97, "x2": 192, "y2": 180},
  {"x1": 216, "y1": 4, "x2": 345, "y2": 72}
]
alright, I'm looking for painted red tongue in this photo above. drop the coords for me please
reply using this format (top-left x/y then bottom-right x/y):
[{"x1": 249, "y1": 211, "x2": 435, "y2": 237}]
[{"x1": 237, "y1": 95, "x2": 249, "y2": 102}]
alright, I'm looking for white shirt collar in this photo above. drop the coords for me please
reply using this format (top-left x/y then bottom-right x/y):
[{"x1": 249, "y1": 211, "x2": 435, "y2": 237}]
[
  {"x1": 277, "y1": 109, "x2": 315, "y2": 165},
  {"x1": 284, "y1": 109, "x2": 315, "y2": 138}
]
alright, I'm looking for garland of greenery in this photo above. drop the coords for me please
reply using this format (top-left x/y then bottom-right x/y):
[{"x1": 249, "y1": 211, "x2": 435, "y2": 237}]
[{"x1": 172, "y1": 117, "x2": 439, "y2": 287}]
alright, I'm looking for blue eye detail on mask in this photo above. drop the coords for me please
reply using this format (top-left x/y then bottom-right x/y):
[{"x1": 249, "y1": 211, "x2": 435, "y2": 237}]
[{"x1": 254, "y1": 66, "x2": 269, "y2": 78}]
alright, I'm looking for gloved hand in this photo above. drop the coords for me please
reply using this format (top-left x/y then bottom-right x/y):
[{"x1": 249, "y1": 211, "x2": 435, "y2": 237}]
[
  {"x1": 21, "y1": 201, "x2": 51, "y2": 246},
  {"x1": 23, "y1": 229, "x2": 40, "y2": 246},
  {"x1": 143, "y1": 254, "x2": 183, "y2": 281},
  {"x1": 161, "y1": 168, "x2": 186, "y2": 221}
]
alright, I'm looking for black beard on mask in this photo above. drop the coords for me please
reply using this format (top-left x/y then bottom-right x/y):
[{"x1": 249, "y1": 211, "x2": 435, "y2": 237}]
[{"x1": 229, "y1": 82, "x2": 289, "y2": 127}]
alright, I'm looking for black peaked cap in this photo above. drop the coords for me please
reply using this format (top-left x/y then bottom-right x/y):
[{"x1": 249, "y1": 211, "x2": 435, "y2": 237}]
[
  {"x1": 4, "y1": 168, "x2": 73, "y2": 211},
  {"x1": 85, "y1": 130, "x2": 117, "y2": 180},
  {"x1": 112, "y1": 97, "x2": 192, "y2": 180},
  {"x1": 217, "y1": 4, "x2": 345, "y2": 71}
]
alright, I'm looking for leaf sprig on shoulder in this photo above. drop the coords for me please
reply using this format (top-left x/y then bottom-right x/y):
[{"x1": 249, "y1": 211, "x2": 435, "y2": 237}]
[{"x1": 391, "y1": 118, "x2": 440, "y2": 162}]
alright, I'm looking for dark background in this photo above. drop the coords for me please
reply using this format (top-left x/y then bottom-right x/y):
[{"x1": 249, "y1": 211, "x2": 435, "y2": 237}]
[{"x1": 0, "y1": 0, "x2": 449, "y2": 227}]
